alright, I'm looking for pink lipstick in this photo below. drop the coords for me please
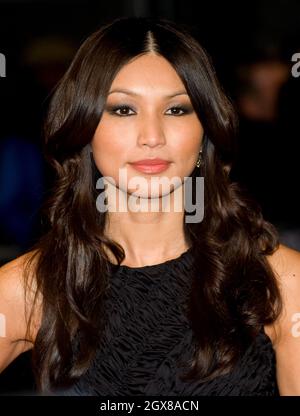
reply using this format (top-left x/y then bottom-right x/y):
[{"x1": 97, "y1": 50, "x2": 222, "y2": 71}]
[{"x1": 130, "y1": 158, "x2": 171, "y2": 174}]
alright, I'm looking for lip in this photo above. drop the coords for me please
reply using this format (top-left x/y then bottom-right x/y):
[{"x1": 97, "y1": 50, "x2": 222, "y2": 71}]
[
  {"x1": 130, "y1": 159, "x2": 171, "y2": 174},
  {"x1": 131, "y1": 158, "x2": 170, "y2": 166}
]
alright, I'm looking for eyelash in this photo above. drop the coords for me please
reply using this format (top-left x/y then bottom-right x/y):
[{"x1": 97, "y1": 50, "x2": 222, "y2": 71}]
[{"x1": 106, "y1": 104, "x2": 192, "y2": 117}]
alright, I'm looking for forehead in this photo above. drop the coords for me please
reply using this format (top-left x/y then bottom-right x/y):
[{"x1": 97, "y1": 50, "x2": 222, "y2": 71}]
[{"x1": 109, "y1": 53, "x2": 187, "y2": 96}]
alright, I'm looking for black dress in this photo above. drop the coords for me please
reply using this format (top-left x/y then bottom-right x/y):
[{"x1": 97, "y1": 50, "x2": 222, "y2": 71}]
[{"x1": 57, "y1": 247, "x2": 279, "y2": 396}]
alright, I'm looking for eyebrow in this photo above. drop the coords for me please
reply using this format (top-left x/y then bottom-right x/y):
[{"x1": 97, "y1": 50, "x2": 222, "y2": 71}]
[{"x1": 108, "y1": 88, "x2": 188, "y2": 98}]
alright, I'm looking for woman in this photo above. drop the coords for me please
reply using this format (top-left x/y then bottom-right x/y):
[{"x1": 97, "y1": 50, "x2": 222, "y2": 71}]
[{"x1": 1, "y1": 16, "x2": 300, "y2": 396}]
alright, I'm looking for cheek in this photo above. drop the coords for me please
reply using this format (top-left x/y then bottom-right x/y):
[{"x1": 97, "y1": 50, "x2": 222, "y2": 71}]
[
  {"x1": 173, "y1": 122, "x2": 203, "y2": 163},
  {"x1": 91, "y1": 122, "x2": 130, "y2": 174},
  {"x1": 93, "y1": 120, "x2": 123, "y2": 151}
]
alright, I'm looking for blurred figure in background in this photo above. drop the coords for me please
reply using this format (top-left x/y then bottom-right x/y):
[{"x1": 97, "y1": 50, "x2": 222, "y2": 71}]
[
  {"x1": 231, "y1": 52, "x2": 300, "y2": 250},
  {"x1": 0, "y1": 35, "x2": 76, "y2": 265},
  {"x1": 276, "y1": 66, "x2": 300, "y2": 250},
  {"x1": 235, "y1": 57, "x2": 289, "y2": 123},
  {"x1": 0, "y1": 135, "x2": 44, "y2": 256}
]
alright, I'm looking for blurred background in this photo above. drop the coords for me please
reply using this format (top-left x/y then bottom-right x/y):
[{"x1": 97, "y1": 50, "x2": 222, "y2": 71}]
[{"x1": 0, "y1": 0, "x2": 299, "y2": 395}]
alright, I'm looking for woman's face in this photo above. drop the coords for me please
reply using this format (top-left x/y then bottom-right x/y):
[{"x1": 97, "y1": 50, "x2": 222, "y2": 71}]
[{"x1": 91, "y1": 53, "x2": 204, "y2": 199}]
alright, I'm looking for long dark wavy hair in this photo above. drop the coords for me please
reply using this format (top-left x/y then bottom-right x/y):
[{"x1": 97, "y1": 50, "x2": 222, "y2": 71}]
[{"x1": 23, "y1": 16, "x2": 283, "y2": 393}]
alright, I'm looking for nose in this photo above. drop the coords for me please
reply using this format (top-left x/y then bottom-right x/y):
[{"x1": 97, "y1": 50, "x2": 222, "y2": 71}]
[{"x1": 136, "y1": 113, "x2": 167, "y2": 148}]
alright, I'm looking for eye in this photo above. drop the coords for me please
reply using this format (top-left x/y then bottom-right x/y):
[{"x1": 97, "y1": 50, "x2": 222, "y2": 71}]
[
  {"x1": 105, "y1": 104, "x2": 192, "y2": 117},
  {"x1": 165, "y1": 106, "x2": 190, "y2": 116},
  {"x1": 106, "y1": 105, "x2": 135, "y2": 116}
]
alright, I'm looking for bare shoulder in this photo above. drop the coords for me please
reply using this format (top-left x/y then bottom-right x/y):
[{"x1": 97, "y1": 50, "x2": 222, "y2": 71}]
[
  {"x1": 0, "y1": 249, "x2": 42, "y2": 347},
  {"x1": 266, "y1": 242, "x2": 300, "y2": 279},
  {"x1": 265, "y1": 243, "x2": 300, "y2": 335},
  {"x1": 265, "y1": 243, "x2": 300, "y2": 395}
]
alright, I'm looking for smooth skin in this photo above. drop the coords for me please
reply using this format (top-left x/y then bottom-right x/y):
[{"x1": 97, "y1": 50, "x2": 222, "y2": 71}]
[
  {"x1": 0, "y1": 54, "x2": 300, "y2": 395},
  {"x1": 92, "y1": 53, "x2": 203, "y2": 267}
]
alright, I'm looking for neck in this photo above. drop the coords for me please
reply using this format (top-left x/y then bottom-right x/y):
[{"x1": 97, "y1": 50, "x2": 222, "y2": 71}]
[{"x1": 102, "y1": 182, "x2": 191, "y2": 267}]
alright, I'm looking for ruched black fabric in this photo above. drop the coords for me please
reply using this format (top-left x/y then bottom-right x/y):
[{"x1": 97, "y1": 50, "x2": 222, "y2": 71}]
[{"x1": 57, "y1": 247, "x2": 279, "y2": 396}]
